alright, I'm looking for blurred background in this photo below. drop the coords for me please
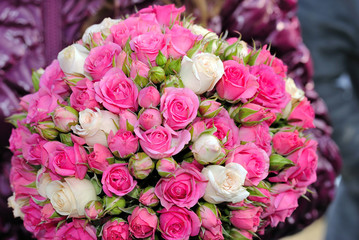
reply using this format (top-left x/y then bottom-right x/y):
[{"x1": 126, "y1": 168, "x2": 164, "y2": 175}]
[{"x1": 0, "y1": 0, "x2": 344, "y2": 239}]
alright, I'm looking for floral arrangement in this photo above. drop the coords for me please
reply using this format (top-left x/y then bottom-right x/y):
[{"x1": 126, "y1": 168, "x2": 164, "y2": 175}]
[{"x1": 7, "y1": 4, "x2": 318, "y2": 240}]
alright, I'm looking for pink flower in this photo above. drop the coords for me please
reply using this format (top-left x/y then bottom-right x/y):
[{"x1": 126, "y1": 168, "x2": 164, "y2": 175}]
[
  {"x1": 101, "y1": 163, "x2": 137, "y2": 197},
  {"x1": 108, "y1": 129, "x2": 139, "y2": 158},
  {"x1": 39, "y1": 60, "x2": 69, "y2": 97},
  {"x1": 128, "y1": 152, "x2": 154, "y2": 179},
  {"x1": 230, "y1": 204, "x2": 263, "y2": 232},
  {"x1": 226, "y1": 143, "x2": 269, "y2": 186},
  {"x1": 155, "y1": 167, "x2": 207, "y2": 209},
  {"x1": 84, "y1": 42, "x2": 122, "y2": 81},
  {"x1": 52, "y1": 106, "x2": 79, "y2": 132},
  {"x1": 128, "y1": 207, "x2": 158, "y2": 239},
  {"x1": 9, "y1": 124, "x2": 31, "y2": 156},
  {"x1": 166, "y1": 25, "x2": 199, "y2": 58},
  {"x1": 138, "y1": 108, "x2": 162, "y2": 130},
  {"x1": 288, "y1": 97, "x2": 315, "y2": 129},
  {"x1": 160, "y1": 87, "x2": 199, "y2": 130},
  {"x1": 22, "y1": 133, "x2": 46, "y2": 165},
  {"x1": 54, "y1": 219, "x2": 97, "y2": 240},
  {"x1": 250, "y1": 64, "x2": 290, "y2": 113},
  {"x1": 87, "y1": 143, "x2": 113, "y2": 172},
  {"x1": 139, "y1": 187, "x2": 159, "y2": 207},
  {"x1": 70, "y1": 78, "x2": 100, "y2": 111},
  {"x1": 238, "y1": 123, "x2": 272, "y2": 156},
  {"x1": 119, "y1": 109, "x2": 138, "y2": 131},
  {"x1": 156, "y1": 157, "x2": 179, "y2": 177},
  {"x1": 138, "y1": 4, "x2": 185, "y2": 26},
  {"x1": 198, "y1": 204, "x2": 224, "y2": 240},
  {"x1": 138, "y1": 86, "x2": 160, "y2": 108},
  {"x1": 41, "y1": 141, "x2": 88, "y2": 179},
  {"x1": 269, "y1": 139, "x2": 318, "y2": 188},
  {"x1": 272, "y1": 130, "x2": 305, "y2": 155},
  {"x1": 102, "y1": 218, "x2": 130, "y2": 240},
  {"x1": 21, "y1": 198, "x2": 43, "y2": 234},
  {"x1": 94, "y1": 68, "x2": 138, "y2": 113},
  {"x1": 135, "y1": 125, "x2": 191, "y2": 159},
  {"x1": 130, "y1": 32, "x2": 167, "y2": 66},
  {"x1": 248, "y1": 188, "x2": 271, "y2": 205},
  {"x1": 158, "y1": 206, "x2": 200, "y2": 240},
  {"x1": 216, "y1": 60, "x2": 259, "y2": 102},
  {"x1": 255, "y1": 45, "x2": 287, "y2": 78},
  {"x1": 130, "y1": 59, "x2": 150, "y2": 80},
  {"x1": 109, "y1": 17, "x2": 138, "y2": 47},
  {"x1": 235, "y1": 103, "x2": 276, "y2": 126}
]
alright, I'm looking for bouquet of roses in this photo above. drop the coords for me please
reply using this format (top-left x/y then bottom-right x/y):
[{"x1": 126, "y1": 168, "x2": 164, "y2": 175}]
[{"x1": 7, "y1": 4, "x2": 317, "y2": 240}]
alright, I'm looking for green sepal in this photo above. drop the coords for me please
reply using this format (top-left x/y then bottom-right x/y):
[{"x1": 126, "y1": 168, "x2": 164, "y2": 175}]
[
  {"x1": 31, "y1": 69, "x2": 43, "y2": 92},
  {"x1": 59, "y1": 133, "x2": 74, "y2": 146},
  {"x1": 6, "y1": 113, "x2": 27, "y2": 128},
  {"x1": 269, "y1": 154, "x2": 295, "y2": 172},
  {"x1": 90, "y1": 174, "x2": 102, "y2": 195},
  {"x1": 246, "y1": 186, "x2": 269, "y2": 198},
  {"x1": 186, "y1": 41, "x2": 202, "y2": 58}
]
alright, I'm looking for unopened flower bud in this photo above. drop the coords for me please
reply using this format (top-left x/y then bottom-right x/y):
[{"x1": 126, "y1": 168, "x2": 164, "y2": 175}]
[
  {"x1": 198, "y1": 99, "x2": 222, "y2": 118},
  {"x1": 128, "y1": 152, "x2": 154, "y2": 179},
  {"x1": 85, "y1": 200, "x2": 104, "y2": 220},
  {"x1": 165, "y1": 58, "x2": 181, "y2": 75},
  {"x1": 149, "y1": 66, "x2": 166, "y2": 84},
  {"x1": 236, "y1": 103, "x2": 275, "y2": 126},
  {"x1": 156, "y1": 50, "x2": 167, "y2": 67},
  {"x1": 139, "y1": 187, "x2": 159, "y2": 207},
  {"x1": 119, "y1": 110, "x2": 138, "y2": 132},
  {"x1": 161, "y1": 75, "x2": 184, "y2": 91},
  {"x1": 36, "y1": 121, "x2": 59, "y2": 140},
  {"x1": 104, "y1": 196, "x2": 126, "y2": 215},
  {"x1": 156, "y1": 157, "x2": 178, "y2": 177},
  {"x1": 52, "y1": 106, "x2": 79, "y2": 132},
  {"x1": 138, "y1": 108, "x2": 162, "y2": 130},
  {"x1": 138, "y1": 86, "x2": 161, "y2": 108},
  {"x1": 192, "y1": 134, "x2": 226, "y2": 165}
]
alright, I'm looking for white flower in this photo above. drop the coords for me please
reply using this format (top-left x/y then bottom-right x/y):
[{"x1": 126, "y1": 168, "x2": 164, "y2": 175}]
[
  {"x1": 7, "y1": 194, "x2": 28, "y2": 219},
  {"x1": 82, "y1": 17, "x2": 121, "y2": 45},
  {"x1": 201, "y1": 162, "x2": 249, "y2": 204},
  {"x1": 180, "y1": 53, "x2": 224, "y2": 95},
  {"x1": 188, "y1": 24, "x2": 218, "y2": 42},
  {"x1": 57, "y1": 43, "x2": 89, "y2": 76},
  {"x1": 71, "y1": 108, "x2": 119, "y2": 147},
  {"x1": 36, "y1": 167, "x2": 52, "y2": 198},
  {"x1": 282, "y1": 78, "x2": 305, "y2": 118},
  {"x1": 46, "y1": 177, "x2": 97, "y2": 217},
  {"x1": 192, "y1": 134, "x2": 224, "y2": 164}
]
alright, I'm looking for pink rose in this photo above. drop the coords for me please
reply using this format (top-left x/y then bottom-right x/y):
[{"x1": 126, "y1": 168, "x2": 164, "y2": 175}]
[
  {"x1": 248, "y1": 188, "x2": 271, "y2": 205},
  {"x1": 138, "y1": 108, "x2": 162, "y2": 130},
  {"x1": 39, "y1": 60, "x2": 69, "y2": 97},
  {"x1": 128, "y1": 207, "x2": 158, "y2": 239},
  {"x1": 235, "y1": 103, "x2": 276, "y2": 126},
  {"x1": 138, "y1": 4, "x2": 185, "y2": 26},
  {"x1": 119, "y1": 109, "x2": 138, "y2": 131},
  {"x1": 52, "y1": 106, "x2": 79, "y2": 132},
  {"x1": 101, "y1": 163, "x2": 137, "y2": 197},
  {"x1": 269, "y1": 139, "x2": 318, "y2": 188},
  {"x1": 216, "y1": 60, "x2": 259, "y2": 102},
  {"x1": 94, "y1": 68, "x2": 139, "y2": 113},
  {"x1": 250, "y1": 64, "x2": 290, "y2": 113},
  {"x1": 21, "y1": 198, "x2": 43, "y2": 234},
  {"x1": 226, "y1": 143, "x2": 269, "y2": 186},
  {"x1": 130, "y1": 32, "x2": 168, "y2": 66},
  {"x1": 128, "y1": 152, "x2": 154, "y2": 179},
  {"x1": 108, "y1": 129, "x2": 139, "y2": 158},
  {"x1": 54, "y1": 219, "x2": 97, "y2": 240},
  {"x1": 155, "y1": 167, "x2": 207, "y2": 209},
  {"x1": 130, "y1": 58, "x2": 150, "y2": 79},
  {"x1": 41, "y1": 141, "x2": 88, "y2": 179},
  {"x1": 138, "y1": 86, "x2": 160, "y2": 108},
  {"x1": 135, "y1": 125, "x2": 191, "y2": 159},
  {"x1": 139, "y1": 187, "x2": 159, "y2": 207},
  {"x1": 198, "y1": 99, "x2": 222, "y2": 118},
  {"x1": 70, "y1": 78, "x2": 100, "y2": 111},
  {"x1": 272, "y1": 130, "x2": 304, "y2": 155},
  {"x1": 102, "y1": 218, "x2": 130, "y2": 240},
  {"x1": 109, "y1": 17, "x2": 138, "y2": 47},
  {"x1": 158, "y1": 206, "x2": 200, "y2": 240},
  {"x1": 230, "y1": 204, "x2": 263, "y2": 232},
  {"x1": 9, "y1": 124, "x2": 31, "y2": 155},
  {"x1": 166, "y1": 25, "x2": 199, "y2": 58},
  {"x1": 87, "y1": 143, "x2": 113, "y2": 172},
  {"x1": 288, "y1": 97, "x2": 315, "y2": 129},
  {"x1": 160, "y1": 87, "x2": 199, "y2": 130},
  {"x1": 198, "y1": 204, "x2": 224, "y2": 240},
  {"x1": 255, "y1": 45, "x2": 287, "y2": 78},
  {"x1": 156, "y1": 157, "x2": 179, "y2": 177},
  {"x1": 238, "y1": 123, "x2": 272, "y2": 156},
  {"x1": 261, "y1": 184, "x2": 301, "y2": 227},
  {"x1": 41, "y1": 203, "x2": 65, "y2": 223},
  {"x1": 84, "y1": 42, "x2": 122, "y2": 81},
  {"x1": 22, "y1": 133, "x2": 46, "y2": 165}
]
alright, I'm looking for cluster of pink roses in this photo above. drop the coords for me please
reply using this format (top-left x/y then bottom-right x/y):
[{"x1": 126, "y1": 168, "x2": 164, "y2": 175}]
[{"x1": 7, "y1": 4, "x2": 317, "y2": 240}]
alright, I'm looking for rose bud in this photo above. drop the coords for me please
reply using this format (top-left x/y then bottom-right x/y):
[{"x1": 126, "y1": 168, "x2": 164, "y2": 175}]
[
  {"x1": 230, "y1": 205, "x2": 263, "y2": 232},
  {"x1": 156, "y1": 50, "x2": 167, "y2": 67},
  {"x1": 229, "y1": 228, "x2": 253, "y2": 240},
  {"x1": 108, "y1": 129, "x2": 139, "y2": 158},
  {"x1": 84, "y1": 200, "x2": 104, "y2": 220},
  {"x1": 139, "y1": 186, "x2": 159, "y2": 207},
  {"x1": 104, "y1": 196, "x2": 126, "y2": 215},
  {"x1": 40, "y1": 203, "x2": 65, "y2": 223},
  {"x1": 102, "y1": 218, "x2": 130, "y2": 240},
  {"x1": 160, "y1": 75, "x2": 184, "y2": 90},
  {"x1": 138, "y1": 108, "x2": 162, "y2": 130},
  {"x1": 149, "y1": 66, "x2": 166, "y2": 84},
  {"x1": 57, "y1": 43, "x2": 89, "y2": 77},
  {"x1": 156, "y1": 157, "x2": 179, "y2": 177},
  {"x1": 87, "y1": 143, "x2": 114, "y2": 173},
  {"x1": 222, "y1": 40, "x2": 248, "y2": 60},
  {"x1": 138, "y1": 86, "x2": 161, "y2": 108},
  {"x1": 236, "y1": 103, "x2": 276, "y2": 126},
  {"x1": 165, "y1": 58, "x2": 181, "y2": 75},
  {"x1": 192, "y1": 134, "x2": 226, "y2": 165},
  {"x1": 198, "y1": 99, "x2": 223, "y2": 118},
  {"x1": 119, "y1": 109, "x2": 138, "y2": 131},
  {"x1": 128, "y1": 152, "x2": 155, "y2": 179},
  {"x1": 52, "y1": 106, "x2": 79, "y2": 132},
  {"x1": 35, "y1": 121, "x2": 59, "y2": 140},
  {"x1": 197, "y1": 203, "x2": 224, "y2": 240}
]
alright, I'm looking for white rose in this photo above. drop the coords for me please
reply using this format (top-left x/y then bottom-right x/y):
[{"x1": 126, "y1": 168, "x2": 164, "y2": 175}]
[
  {"x1": 180, "y1": 53, "x2": 224, "y2": 94},
  {"x1": 72, "y1": 108, "x2": 119, "y2": 147},
  {"x1": 82, "y1": 17, "x2": 121, "y2": 45},
  {"x1": 36, "y1": 167, "x2": 52, "y2": 198},
  {"x1": 57, "y1": 43, "x2": 89, "y2": 76},
  {"x1": 188, "y1": 24, "x2": 218, "y2": 42},
  {"x1": 282, "y1": 78, "x2": 305, "y2": 118},
  {"x1": 201, "y1": 162, "x2": 249, "y2": 204},
  {"x1": 7, "y1": 194, "x2": 28, "y2": 219},
  {"x1": 192, "y1": 134, "x2": 225, "y2": 164},
  {"x1": 46, "y1": 177, "x2": 97, "y2": 217}
]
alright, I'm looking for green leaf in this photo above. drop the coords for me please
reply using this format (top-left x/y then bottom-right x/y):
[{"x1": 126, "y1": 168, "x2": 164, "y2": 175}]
[
  {"x1": 5, "y1": 113, "x2": 27, "y2": 128},
  {"x1": 31, "y1": 69, "x2": 43, "y2": 92},
  {"x1": 269, "y1": 154, "x2": 295, "y2": 172}
]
